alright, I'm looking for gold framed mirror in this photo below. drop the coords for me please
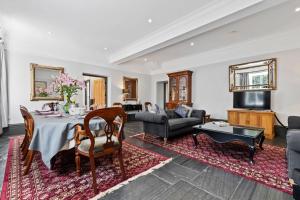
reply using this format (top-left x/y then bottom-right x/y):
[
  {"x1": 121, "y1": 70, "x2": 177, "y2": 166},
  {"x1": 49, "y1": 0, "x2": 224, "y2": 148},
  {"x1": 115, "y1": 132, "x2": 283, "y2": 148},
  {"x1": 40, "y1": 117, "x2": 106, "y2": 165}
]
[
  {"x1": 30, "y1": 63, "x2": 64, "y2": 101},
  {"x1": 229, "y1": 58, "x2": 277, "y2": 92},
  {"x1": 123, "y1": 76, "x2": 138, "y2": 101}
]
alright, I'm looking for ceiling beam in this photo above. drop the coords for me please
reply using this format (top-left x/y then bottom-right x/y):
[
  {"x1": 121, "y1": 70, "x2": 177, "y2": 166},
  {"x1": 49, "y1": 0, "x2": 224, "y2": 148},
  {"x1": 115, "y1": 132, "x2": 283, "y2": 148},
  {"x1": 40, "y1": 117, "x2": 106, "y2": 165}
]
[{"x1": 109, "y1": 0, "x2": 289, "y2": 64}]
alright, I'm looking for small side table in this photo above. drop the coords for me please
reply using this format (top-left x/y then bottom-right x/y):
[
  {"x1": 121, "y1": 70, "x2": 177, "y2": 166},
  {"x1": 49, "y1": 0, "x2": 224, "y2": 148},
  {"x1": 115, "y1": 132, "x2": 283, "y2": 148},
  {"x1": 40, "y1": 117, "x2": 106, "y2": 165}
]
[{"x1": 204, "y1": 114, "x2": 211, "y2": 123}]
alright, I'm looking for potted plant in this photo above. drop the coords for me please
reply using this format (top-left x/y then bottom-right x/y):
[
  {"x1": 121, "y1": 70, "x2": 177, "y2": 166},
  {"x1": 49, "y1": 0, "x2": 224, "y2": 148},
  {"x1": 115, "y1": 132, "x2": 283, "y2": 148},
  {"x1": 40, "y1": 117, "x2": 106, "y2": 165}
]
[{"x1": 49, "y1": 73, "x2": 85, "y2": 113}]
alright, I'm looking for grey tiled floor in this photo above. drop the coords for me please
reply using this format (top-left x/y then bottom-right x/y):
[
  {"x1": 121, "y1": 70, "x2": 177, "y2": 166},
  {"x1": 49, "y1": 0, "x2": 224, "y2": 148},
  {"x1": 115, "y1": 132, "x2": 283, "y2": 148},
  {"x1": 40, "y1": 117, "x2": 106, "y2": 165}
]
[{"x1": 0, "y1": 122, "x2": 293, "y2": 200}]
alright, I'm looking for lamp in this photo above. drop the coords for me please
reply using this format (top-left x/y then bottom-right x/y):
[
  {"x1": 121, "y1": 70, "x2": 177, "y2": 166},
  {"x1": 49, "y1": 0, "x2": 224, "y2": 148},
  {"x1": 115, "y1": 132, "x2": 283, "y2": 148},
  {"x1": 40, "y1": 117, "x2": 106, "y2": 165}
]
[
  {"x1": 122, "y1": 89, "x2": 129, "y2": 94},
  {"x1": 122, "y1": 89, "x2": 129, "y2": 101}
]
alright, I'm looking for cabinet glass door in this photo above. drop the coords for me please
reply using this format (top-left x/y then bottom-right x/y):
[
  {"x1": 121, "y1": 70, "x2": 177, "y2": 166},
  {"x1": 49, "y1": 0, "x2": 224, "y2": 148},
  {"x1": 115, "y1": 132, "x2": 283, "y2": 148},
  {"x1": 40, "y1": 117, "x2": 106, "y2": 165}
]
[
  {"x1": 170, "y1": 77, "x2": 177, "y2": 101},
  {"x1": 178, "y1": 76, "x2": 187, "y2": 101}
]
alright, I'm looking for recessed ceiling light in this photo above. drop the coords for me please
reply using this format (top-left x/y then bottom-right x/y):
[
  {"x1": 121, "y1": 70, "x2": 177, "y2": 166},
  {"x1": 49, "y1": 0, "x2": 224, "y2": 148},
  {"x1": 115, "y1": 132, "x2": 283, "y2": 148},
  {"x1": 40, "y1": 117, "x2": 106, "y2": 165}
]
[
  {"x1": 190, "y1": 42, "x2": 194, "y2": 46},
  {"x1": 104, "y1": 47, "x2": 108, "y2": 51},
  {"x1": 148, "y1": 18, "x2": 152, "y2": 24},
  {"x1": 295, "y1": 7, "x2": 300, "y2": 12},
  {"x1": 47, "y1": 31, "x2": 53, "y2": 35},
  {"x1": 144, "y1": 58, "x2": 148, "y2": 62}
]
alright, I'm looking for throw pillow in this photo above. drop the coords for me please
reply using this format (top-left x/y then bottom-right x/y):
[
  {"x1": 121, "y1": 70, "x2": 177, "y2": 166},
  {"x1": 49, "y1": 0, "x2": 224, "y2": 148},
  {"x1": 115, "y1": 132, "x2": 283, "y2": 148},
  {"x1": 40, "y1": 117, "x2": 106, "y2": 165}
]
[
  {"x1": 182, "y1": 105, "x2": 193, "y2": 118},
  {"x1": 148, "y1": 104, "x2": 158, "y2": 113},
  {"x1": 175, "y1": 105, "x2": 188, "y2": 118},
  {"x1": 155, "y1": 104, "x2": 167, "y2": 116}
]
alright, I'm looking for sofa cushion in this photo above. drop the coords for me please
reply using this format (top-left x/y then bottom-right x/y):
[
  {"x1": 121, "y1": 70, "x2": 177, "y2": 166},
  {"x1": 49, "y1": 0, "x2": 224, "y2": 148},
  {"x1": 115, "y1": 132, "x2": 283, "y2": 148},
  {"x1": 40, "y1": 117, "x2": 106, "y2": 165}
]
[
  {"x1": 78, "y1": 135, "x2": 119, "y2": 153},
  {"x1": 168, "y1": 117, "x2": 201, "y2": 131},
  {"x1": 182, "y1": 105, "x2": 193, "y2": 118},
  {"x1": 155, "y1": 104, "x2": 167, "y2": 116},
  {"x1": 175, "y1": 105, "x2": 189, "y2": 118}
]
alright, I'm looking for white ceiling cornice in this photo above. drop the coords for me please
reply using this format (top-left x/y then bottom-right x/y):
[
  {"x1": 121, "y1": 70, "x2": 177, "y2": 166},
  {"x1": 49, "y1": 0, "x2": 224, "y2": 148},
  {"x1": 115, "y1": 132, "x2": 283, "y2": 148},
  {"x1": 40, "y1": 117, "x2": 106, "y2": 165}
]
[{"x1": 109, "y1": 0, "x2": 288, "y2": 64}]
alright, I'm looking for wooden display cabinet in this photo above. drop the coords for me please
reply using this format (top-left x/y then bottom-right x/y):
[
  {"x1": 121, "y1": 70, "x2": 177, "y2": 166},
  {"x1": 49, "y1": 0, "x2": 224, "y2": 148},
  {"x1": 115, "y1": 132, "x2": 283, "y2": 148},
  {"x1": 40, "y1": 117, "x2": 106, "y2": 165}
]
[
  {"x1": 228, "y1": 109, "x2": 275, "y2": 139},
  {"x1": 166, "y1": 70, "x2": 193, "y2": 109}
]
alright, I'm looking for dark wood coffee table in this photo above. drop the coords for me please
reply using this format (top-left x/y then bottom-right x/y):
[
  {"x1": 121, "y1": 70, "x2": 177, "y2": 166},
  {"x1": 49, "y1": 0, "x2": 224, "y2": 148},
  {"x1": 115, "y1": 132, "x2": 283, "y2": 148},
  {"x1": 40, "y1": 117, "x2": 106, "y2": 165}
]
[{"x1": 192, "y1": 122, "x2": 265, "y2": 164}]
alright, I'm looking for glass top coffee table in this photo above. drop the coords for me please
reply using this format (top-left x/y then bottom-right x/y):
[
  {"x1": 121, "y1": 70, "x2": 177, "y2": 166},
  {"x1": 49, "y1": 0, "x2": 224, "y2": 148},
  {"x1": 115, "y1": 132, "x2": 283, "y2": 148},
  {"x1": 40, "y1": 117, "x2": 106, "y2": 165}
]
[{"x1": 192, "y1": 122, "x2": 265, "y2": 164}]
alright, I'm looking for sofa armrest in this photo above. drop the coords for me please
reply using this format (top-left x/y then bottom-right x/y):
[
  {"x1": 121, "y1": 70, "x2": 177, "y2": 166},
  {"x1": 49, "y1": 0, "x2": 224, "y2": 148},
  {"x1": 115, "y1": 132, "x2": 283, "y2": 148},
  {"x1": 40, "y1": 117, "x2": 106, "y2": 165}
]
[
  {"x1": 135, "y1": 112, "x2": 168, "y2": 124},
  {"x1": 292, "y1": 169, "x2": 300, "y2": 185},
  {"x1": 289, "y1": 116, "x2": 300, "y2": 129},
  {"x1": 191, "y1": 110, "x2": 206, "y2": 123},
  {"x1": 287, "y1": 129, "x2": 300, "y2": 152}
]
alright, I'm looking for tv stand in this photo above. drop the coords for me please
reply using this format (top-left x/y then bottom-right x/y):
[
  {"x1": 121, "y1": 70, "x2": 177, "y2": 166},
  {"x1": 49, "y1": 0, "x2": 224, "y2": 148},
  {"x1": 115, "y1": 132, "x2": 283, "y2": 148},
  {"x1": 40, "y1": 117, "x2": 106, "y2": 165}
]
[{"x1": 227, "y1": 109, "x2": 275, "y2": 139}]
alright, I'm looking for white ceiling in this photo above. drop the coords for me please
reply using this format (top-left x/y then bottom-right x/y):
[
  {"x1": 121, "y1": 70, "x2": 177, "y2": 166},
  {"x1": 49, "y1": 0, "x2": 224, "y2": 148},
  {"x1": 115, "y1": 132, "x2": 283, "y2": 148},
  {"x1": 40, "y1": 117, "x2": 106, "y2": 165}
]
[
  {"x1": 0, "y1": 0, "x2": 211, "y2": 66},
  {"x1": 134, "y1": 0, "x2": 300, "y2": 72},
  {"x1": 0, "y1": 0, "x2": 299, "y2": 74}
]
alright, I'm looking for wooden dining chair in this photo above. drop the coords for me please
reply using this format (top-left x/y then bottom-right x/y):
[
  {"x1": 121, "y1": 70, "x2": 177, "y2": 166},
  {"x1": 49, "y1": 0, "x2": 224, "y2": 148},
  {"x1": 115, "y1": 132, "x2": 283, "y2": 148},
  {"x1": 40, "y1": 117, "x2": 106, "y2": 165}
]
[
  {"x1": 112, "y1": 102, "x2": 123, "y2": 107},
  {"x1": 19, "y1": 107, "x2": 36, "y2": 175},
  {"x1": 144, "y1": 102, "x2": 152, "y2": 111},
  {"x1": 74, "y1": 107, "x2": 127, "y2": 194},
  {"x1": 19, "y1": 106, "x2": 29, "y2": 159}
]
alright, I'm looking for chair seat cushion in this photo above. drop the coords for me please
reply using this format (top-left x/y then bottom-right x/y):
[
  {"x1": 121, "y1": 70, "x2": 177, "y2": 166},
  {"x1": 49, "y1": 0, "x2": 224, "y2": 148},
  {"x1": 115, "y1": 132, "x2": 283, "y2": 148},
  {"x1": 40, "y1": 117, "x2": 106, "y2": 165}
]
[
  {"x1": 78, "y1": 135, "x2": 120, "y2": 153},
  {"x1": 168, "y1": 117, "x2": 201, "y2": 131}
]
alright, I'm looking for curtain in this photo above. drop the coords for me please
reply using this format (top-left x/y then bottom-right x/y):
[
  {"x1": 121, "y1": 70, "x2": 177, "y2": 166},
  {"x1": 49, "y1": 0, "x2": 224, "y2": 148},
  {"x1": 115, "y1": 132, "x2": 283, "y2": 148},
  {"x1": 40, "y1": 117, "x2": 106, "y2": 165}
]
[
  {"x1": 0, "y1": 39, "x2": 8, "y2": 135},
  {"x1": 93, "y1": 79, "x2": 106, "y2": 107}
]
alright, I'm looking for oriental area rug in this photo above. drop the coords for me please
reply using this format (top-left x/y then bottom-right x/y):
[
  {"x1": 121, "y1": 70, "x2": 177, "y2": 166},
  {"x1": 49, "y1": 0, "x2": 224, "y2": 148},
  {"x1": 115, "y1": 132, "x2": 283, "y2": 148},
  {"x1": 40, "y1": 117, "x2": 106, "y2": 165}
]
[
  {"x1": 133, "y1": 133, "x2": 292, "y2": 194},
  {"x1": 1, "y1": 136, "x2": 170, "y2": 200}
]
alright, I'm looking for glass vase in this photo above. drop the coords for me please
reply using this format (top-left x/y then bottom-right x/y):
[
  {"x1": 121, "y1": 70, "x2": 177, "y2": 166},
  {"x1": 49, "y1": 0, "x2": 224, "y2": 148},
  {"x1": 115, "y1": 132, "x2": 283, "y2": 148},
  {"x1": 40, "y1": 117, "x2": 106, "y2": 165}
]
[{"x1": 63, "y1": 95, "x2": 73, "y2": 113}]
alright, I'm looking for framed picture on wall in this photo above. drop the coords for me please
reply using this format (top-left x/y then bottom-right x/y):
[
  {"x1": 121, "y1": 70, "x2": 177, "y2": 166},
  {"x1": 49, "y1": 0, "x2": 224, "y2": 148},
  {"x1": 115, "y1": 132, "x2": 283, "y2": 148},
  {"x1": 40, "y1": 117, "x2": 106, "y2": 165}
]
[{"x1": 30, "y1": 63, "x2": 64, "y2": 101}]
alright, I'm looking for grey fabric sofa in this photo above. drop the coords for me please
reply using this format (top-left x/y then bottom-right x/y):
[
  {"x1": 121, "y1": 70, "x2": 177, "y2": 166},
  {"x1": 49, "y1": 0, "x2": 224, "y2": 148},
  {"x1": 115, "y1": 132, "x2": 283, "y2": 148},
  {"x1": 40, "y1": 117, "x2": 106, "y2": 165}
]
[
  {"x1": 287, "y1": 116, "x2": 300, "y2": 199},
  {"x1": 135, "y1": 109, "x2": 206, "y2": 144}
]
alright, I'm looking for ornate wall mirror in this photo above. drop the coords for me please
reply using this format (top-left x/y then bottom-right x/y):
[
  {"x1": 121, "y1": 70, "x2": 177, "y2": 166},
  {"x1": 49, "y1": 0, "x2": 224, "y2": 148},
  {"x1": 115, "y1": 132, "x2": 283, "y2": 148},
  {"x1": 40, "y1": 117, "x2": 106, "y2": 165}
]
[
  {"x1": 30, "y1": 63, "x2": 64, "y2": 101},
  {"x1": 123, "y1": 76, "x2": 138, "y2": 101},
  {"x1": 229, "y1": 58, "x2": 277, "y2": 92}
]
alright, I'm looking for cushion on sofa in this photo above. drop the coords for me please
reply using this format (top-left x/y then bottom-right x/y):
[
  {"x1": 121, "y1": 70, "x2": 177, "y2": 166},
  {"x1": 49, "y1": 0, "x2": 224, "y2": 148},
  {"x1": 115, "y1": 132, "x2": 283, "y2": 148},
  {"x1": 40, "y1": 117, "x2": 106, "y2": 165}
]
[
  {"x1": 182, "y1": 105, "x2": 193, "y2": 118},
  {"x1": 155, "y1": 104, "x2": 167, "y2": 115},
  {"x1": 168, "y1": 117, "x2": 201, "y2": 131},
  {"x1": 175, "y1": 105, "x2": 189, "y2": 118}
]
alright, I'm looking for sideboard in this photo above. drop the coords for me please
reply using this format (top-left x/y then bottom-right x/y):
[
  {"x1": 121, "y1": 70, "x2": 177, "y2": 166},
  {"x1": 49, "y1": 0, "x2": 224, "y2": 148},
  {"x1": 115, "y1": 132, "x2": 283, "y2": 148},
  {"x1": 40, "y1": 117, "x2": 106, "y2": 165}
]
[{"x1": 227, "y1": 109, "x2": 275, "y2": 139}]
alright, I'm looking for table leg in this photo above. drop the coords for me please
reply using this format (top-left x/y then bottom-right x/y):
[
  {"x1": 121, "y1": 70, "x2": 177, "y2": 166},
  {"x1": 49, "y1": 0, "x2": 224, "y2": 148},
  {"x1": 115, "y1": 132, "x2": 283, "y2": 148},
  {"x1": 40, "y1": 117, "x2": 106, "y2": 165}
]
[
  {"x1": 259, "y1": 135, "x2": 265, "y2": 150},
  {"x1": 249, "y1": 145, "x2": 256, "y2": 164},
  {"x1": 192, "y1": 133, "x2": 199, "y2": 148}
]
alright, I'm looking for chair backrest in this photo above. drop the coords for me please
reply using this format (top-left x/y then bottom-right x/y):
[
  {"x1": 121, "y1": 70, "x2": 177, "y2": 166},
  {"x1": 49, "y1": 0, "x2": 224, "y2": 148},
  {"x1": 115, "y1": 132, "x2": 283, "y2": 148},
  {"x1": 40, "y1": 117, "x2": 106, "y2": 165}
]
[
  {"x1": 89, "y1": 104, "x2": 103, "y2": 111},
  {"x1": 83, "y1": 107, "x2": 127, "y2": 153},
  {"x1": 144, "y1": 102, "x2": 152, "y2": 111},
  {"x1": 112, "y1": 102, "x2": 123, "y2": 107},
  {"x1": 19, "y1": 106, "x2": 34, "y2": 139},
  {"x1": 20, "y1": 105, "x2": 28, "y2": 111}
]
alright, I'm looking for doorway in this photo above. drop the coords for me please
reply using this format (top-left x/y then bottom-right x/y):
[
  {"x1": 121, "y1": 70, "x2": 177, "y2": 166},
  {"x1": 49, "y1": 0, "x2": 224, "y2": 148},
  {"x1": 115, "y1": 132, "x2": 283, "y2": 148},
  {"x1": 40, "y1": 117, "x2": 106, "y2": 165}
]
[
  {"x1": 83, "y1": 73, "x2": 107, "y2": 109},
  {"x1": 156, "y1": 81, "x2": 168, "y2": 109}
]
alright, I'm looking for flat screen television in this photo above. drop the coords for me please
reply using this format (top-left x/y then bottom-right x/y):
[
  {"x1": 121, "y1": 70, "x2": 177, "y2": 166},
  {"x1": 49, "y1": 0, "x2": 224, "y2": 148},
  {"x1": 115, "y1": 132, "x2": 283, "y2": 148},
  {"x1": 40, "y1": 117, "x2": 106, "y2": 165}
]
[{"x1": 233, "y1": 91, "x2": 271, "y2": 110}]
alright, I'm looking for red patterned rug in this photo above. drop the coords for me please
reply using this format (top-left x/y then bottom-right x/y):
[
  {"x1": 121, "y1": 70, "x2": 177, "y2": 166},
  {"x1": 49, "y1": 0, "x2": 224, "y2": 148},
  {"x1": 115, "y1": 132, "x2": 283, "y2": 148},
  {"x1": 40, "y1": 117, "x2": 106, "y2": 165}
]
[
  {"x1": 1, "y1": 136, "x2": 169, "y2": 200},
  {"x1": 133, "y1": 133, "x2": 292, "y2": 194}
]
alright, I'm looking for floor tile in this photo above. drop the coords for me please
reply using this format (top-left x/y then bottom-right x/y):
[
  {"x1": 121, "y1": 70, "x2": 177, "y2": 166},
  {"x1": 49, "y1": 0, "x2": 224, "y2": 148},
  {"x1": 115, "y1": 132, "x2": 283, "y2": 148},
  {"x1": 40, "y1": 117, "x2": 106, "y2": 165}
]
[
  {"x1": 192, "y1": 166, "x2": 242, "y2": 200},
  {"x1": 99, "y1": 174, "x2": 170, "y2": 200},
  {"x1": 153, "y1": 180, "x2": 221, "y2": 200},
  {"x1": 173, "y1": 155, "x2": 208, "y2": 172},
  {"x1": 152, "y1": 161, "x2": 200, "y2": 184},
  {"x1": 230, "y1": 178, "x2": 293, "y2": 200}
]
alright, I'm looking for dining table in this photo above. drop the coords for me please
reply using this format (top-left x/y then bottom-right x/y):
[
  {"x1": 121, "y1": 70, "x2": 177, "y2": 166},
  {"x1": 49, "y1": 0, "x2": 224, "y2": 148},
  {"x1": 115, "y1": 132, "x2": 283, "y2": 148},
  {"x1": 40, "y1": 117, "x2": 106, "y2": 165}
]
[{"x1": 29, "y1": 112, "x2": 105, "y2": 169}]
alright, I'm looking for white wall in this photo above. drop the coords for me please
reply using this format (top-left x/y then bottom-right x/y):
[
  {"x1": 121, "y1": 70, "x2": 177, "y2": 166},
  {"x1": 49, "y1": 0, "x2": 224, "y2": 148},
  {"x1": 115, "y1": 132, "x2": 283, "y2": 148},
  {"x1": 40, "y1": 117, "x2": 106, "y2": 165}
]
[
  {"x1": 8, "y1": 50, "x2": 151, "y2": 124},
  {"x1": 151, "y1": 48, "x2": 300, "y2": 125},
  {"x1": 156, "y1": 82, "x2": 165, "y2": 108}
]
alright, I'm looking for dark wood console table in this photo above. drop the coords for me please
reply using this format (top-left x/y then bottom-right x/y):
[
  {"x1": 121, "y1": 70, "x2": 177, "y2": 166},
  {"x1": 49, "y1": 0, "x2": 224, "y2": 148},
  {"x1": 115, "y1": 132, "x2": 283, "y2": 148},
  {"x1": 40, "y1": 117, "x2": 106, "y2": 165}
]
[
  {"x1": 122, "y1": 104, "x2": 142, "y2": 112},
  {"x1": 122, "y1": 104, "x2": 142, "y2": 121}
]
